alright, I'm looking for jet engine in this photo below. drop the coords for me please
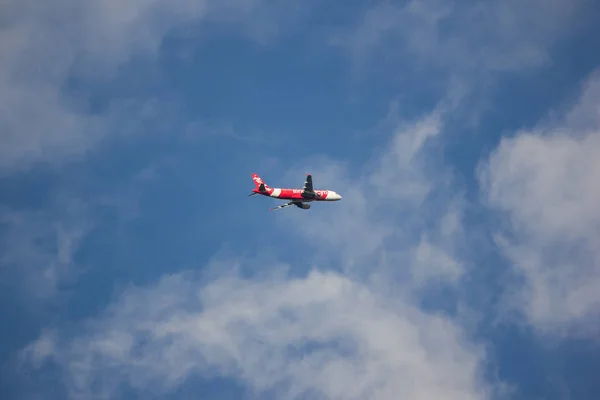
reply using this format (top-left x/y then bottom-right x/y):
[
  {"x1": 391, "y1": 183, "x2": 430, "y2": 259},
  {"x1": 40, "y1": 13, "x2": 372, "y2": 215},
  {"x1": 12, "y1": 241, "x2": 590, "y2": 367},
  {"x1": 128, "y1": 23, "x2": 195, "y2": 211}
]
[{"x1": 296, "y1": 203, "x2": 311, "y2": 209}]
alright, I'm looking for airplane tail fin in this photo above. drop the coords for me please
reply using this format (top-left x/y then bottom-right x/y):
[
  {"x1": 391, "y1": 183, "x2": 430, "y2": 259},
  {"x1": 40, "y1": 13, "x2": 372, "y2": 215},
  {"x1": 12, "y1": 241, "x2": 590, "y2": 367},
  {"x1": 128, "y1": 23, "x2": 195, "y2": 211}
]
[{"x1": 251, "y1": 173, "x2": 268, "y2": 193}]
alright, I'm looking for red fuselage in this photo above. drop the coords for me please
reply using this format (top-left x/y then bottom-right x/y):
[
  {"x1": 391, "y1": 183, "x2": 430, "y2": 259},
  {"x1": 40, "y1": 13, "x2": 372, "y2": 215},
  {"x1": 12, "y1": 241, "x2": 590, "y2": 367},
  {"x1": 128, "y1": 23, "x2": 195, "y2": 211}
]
[{"x1": 251, "y1": 186, "x2": 342, "y2": 201}]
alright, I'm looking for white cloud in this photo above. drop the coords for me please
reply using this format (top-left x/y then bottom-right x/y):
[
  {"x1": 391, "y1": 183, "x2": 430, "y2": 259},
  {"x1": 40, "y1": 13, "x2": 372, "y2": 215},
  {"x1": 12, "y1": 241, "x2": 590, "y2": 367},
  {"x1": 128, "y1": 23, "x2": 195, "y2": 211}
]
[
  {"x1": 0, "y1": 157, "x2": 172, "y2": 302},
  {"x1": 0, "y1": 0, "x2": 304, "y2": 302},
  {"x1": 24, "y1": 268, "x2": 493, "y2": 400},
  {"x1": 0, "y1": 0, "x2": 300, "y2": 174},
  {"x1": 332, "y1": 0, "x2": 590, "y2": 75},
  {"x1": 20, "y1": 329, "x2": 58, "y2": 368},
  {"x1": 479, "y1": 69, "x2": 600, "y2": 336},
  {"x1": 0, "y1": 0, "x2": 184, "y2": 172},
  {"x1": 0, "y1": 197, "x2": 93, "y2": 299},
  {"x1": 274, "y1": 101, "x2": 468, "y2": 296}
]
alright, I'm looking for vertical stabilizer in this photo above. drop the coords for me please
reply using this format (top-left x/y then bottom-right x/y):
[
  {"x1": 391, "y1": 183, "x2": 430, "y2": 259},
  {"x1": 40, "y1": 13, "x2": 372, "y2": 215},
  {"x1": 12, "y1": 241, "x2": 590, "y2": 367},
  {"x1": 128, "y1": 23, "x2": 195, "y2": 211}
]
[{"x1": 251, "y1": 173, "x2": 268, "y2": 193}]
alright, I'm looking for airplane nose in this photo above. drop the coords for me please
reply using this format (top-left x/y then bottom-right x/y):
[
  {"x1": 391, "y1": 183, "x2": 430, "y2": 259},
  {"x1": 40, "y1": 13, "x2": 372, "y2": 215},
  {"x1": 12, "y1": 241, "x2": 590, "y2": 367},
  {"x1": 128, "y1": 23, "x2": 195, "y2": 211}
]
[{"x1": 326, "y1": 191, "x2": 342, "y2": 200}]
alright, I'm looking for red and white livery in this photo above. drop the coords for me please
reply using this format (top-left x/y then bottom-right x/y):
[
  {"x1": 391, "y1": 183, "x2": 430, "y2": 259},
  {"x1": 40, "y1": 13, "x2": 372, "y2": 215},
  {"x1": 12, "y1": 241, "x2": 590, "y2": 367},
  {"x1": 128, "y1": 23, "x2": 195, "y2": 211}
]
[{"x1": 248, "y1": 173, "x2": 342, "y2": 210}]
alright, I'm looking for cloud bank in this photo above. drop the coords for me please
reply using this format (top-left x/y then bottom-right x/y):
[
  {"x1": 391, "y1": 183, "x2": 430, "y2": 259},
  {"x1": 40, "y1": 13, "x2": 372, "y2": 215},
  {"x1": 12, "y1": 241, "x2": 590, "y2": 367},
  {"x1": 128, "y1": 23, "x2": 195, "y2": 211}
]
[
  {"x1": 23, "y1": 269, "x2": 491, "y2": 400},
  {"x1": 480, "y1": 69, "x2": 600, "y2": 337}
]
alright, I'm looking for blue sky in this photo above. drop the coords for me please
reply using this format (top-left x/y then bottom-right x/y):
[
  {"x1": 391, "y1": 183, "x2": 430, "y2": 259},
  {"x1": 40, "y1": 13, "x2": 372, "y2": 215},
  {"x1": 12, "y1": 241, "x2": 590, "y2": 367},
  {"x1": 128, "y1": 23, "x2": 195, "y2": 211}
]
[{"x1": 2, "y1": 0, "x2": 600, "y2": 399}]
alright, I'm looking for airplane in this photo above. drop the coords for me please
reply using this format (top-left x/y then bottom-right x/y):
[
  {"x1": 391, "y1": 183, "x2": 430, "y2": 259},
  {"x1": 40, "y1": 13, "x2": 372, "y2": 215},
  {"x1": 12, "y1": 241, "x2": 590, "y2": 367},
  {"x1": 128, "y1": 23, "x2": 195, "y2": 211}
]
[{"x1": 248, "y1": 173, "x2": 342, "y2": 210}]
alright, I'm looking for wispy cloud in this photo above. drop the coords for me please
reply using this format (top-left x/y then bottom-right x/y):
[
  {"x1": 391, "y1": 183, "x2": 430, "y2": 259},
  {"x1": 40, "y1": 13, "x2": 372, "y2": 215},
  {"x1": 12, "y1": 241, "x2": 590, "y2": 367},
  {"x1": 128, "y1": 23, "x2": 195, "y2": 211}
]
[
  {"x1": 0, "y1": 0, "x2": 300, "y2": 174},
  {"x1": 332, "y1": 0, "x2": 590, "y2": 76},
  {"x1": 1, "y1": 0, "x2": 179, "y2": 172},
  {"x1": 22, "y1": 267, "x2": 493, "y2": 400},
  {"x1": 0, "y1": 197, "x2": 92, "y2": 299},
  {"x1": 275, "y1": 98, "x2": 468, "y2": 296},
  {"x1": 479, "y1": 68, "x2": 600, "y2": 337}
]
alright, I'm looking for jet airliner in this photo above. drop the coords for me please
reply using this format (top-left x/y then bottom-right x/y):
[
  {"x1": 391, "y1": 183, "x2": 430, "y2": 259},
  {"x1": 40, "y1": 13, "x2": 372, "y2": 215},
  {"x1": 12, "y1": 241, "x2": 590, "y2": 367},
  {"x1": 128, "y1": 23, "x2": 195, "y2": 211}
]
[{"x1": 248, "y1": 173, "x2": 342, "y2": 210}]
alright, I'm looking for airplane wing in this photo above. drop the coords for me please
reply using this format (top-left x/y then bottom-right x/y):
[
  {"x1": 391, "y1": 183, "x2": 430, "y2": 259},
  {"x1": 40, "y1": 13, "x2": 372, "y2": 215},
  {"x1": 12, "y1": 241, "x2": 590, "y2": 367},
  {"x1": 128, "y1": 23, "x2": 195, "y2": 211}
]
[
  {"x1": 270, "y1": 201, "x2": 295, "y2": 211},
  {"x1": 303, "y1": 174, "x2": 314, "y2": 194},
  {"x1": 302, "y1": 174, "x2": 323, "y2": 199}
]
